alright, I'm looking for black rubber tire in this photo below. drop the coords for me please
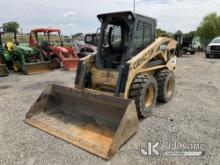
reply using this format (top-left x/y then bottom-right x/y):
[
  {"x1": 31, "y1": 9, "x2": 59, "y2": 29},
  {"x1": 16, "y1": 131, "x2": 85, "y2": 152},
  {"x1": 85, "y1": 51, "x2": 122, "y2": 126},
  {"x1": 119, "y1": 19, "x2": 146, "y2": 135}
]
[
  {"x1": 206, "y1": 54, "x2": 210, "y2": 58},
  {"x1": 129, "y1": 75, "x2": 158, "y2": 118},
  {"x1": 183, "y1": 50, "x2": 186, "y2": 55},
  {"x1": 155, "y1": 69, "x2": 175, "y2": 103},
  {"x1": 190, "y1": 51, "x2": 195, "y2": 55},
  {"x1": 51, "y1": 57, "x2": 61, "y2": 68}
]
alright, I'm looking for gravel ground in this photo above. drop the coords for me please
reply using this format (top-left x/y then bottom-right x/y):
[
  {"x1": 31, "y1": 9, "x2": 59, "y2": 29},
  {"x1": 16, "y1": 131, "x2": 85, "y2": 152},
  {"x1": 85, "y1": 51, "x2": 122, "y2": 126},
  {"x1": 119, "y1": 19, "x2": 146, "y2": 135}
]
[{"x1": 0, "y1": 52, "x2": 219, "y2": 165}]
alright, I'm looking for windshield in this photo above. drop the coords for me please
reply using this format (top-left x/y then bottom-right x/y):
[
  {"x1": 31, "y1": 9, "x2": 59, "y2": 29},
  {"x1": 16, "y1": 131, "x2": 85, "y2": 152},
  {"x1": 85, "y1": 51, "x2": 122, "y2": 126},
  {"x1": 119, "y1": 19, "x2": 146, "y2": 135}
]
[
  {"x1": 48, "y1": 32, "x2": 62, "y2": 46},
  {"x1": 102, "y1": 24, "x2": 122, "y2": 49},
  {"x1": 33, "y1": 32, "x2": 47, "y2": 43},
  {"x1": 98, "y1": 21, "x2": 129, "y2": 69},
  {"x1": 34, "y1": 31, "x2": 62, "y2": 46},
  {"x1": 211, "y1": 38, "x2": 220, "y2": 43}
]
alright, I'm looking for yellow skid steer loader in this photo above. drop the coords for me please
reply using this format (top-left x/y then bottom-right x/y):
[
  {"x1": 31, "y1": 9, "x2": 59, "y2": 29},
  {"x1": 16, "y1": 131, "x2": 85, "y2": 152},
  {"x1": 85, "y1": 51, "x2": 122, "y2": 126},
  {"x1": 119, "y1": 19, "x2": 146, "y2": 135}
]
[{"x1": 25, "y1": 11, "x2": 176, "y2": 159}]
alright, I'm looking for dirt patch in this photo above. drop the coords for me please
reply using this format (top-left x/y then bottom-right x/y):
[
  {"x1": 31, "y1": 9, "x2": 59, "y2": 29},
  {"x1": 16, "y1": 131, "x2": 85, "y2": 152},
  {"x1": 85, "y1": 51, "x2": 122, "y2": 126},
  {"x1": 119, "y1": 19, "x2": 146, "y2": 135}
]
[{"x1": 0, "y1": 85, "x2": 12, "y2": 90}]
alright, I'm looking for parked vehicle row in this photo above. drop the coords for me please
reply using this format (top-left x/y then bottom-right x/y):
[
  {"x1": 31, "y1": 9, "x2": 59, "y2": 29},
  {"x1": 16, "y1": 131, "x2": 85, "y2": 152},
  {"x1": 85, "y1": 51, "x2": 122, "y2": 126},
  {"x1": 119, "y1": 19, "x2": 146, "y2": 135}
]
[{"x1": 0, "y1": 28, "x2": 97, "y2": 77}]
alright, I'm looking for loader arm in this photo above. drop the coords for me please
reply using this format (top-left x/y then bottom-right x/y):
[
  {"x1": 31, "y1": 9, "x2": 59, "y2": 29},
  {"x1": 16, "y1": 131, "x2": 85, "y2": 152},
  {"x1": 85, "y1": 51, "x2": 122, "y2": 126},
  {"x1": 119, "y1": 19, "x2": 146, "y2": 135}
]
[{"x1": 124, "y1": 37, "x2": 176, "y2": 98}]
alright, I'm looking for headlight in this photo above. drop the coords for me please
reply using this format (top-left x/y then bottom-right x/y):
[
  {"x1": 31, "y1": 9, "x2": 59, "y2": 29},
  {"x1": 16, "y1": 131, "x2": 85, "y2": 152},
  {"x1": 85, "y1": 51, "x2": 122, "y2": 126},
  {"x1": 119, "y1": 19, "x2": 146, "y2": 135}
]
[{"x1": 206, "y1": 46, "x2": 211, "y2": 52}]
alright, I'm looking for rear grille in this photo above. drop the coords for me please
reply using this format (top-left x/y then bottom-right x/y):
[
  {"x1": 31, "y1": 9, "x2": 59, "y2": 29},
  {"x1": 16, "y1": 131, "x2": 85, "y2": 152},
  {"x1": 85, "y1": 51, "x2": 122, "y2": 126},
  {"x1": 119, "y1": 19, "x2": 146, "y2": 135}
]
[{"x1": 211, "y1": 46, "x2": 220, "y2": 51}]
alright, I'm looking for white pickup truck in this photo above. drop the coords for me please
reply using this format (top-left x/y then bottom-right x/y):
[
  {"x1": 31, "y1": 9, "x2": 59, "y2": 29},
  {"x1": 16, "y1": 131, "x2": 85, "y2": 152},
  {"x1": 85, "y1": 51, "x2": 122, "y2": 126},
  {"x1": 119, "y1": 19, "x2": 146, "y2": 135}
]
[{"x1": 206, "y1": 37, "x2": 220, "y2": 58}]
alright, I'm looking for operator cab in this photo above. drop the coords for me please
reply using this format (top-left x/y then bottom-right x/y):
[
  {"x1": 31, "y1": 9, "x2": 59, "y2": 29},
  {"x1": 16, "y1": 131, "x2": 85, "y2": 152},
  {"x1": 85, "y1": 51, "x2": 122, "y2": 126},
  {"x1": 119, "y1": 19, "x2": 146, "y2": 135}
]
[
  {"x1": 30, "y1": 29, "x2": 64, "y2": 53},
  {"x1": 96, "y1": 11, "x2": 157, "y2": 69}
]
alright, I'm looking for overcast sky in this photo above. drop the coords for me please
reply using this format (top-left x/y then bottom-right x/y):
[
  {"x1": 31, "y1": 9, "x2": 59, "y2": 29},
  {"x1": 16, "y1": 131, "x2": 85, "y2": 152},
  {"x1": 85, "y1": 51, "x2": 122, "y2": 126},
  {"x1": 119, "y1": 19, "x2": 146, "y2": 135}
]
[{"x1": 0, "y1": 0, "x2": 220, "y2": 35}]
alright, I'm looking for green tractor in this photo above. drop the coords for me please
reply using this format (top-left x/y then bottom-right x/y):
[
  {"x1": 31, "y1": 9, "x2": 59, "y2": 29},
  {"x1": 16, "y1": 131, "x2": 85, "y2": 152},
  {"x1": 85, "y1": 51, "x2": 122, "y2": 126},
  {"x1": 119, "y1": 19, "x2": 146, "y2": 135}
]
[
  {"x1": 0, "y1": 31, "x2": 9, "y2": 76},
  {"x1": 5, "y1": 31, "x2": 51, "y2": 75},
  {"x1": 0, "y1": 48, "x2": 10, "y2": 77},
  {"x1": 10, "y1": 44, "x2": 51, "y2": 74}
]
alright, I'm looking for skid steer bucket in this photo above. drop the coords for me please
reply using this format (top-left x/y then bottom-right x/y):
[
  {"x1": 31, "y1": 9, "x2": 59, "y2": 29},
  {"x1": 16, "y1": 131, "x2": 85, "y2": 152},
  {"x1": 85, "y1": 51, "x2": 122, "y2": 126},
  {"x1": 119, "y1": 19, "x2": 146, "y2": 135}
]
[
  {"x1": 0, "y1": 64, "x2": 9, "y2": 76},
  {"x1": 62, "y1": 58, "x2": 79, "y2": 71},
  {"x1": 22, "y1": 62, "x2": 51, "y2": 75},
  {"x1": 25, "y1": 84, "x2": 138, "y2": 159}
]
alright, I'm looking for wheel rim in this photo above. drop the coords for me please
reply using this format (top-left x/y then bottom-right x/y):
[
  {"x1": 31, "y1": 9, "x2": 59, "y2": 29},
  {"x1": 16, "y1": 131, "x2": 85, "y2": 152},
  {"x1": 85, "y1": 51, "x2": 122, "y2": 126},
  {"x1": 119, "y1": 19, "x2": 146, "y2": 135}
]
[
  {"x1": 13, "y1": 63, "x2": 18, "y2": 71},
  {"x1": 166, "y1": 78, "x2": 174, "y2": 97},
  {"x1": 145, "y1": 84, "x2": 154, "y2": 108}
]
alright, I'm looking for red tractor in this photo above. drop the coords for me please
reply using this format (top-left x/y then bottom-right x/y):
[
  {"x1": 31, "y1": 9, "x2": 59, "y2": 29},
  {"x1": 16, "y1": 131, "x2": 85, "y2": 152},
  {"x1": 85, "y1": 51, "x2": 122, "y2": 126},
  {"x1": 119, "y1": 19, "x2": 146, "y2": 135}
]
[{"x1": 29, "y1": 28, "x2": 79, "y2": 70}]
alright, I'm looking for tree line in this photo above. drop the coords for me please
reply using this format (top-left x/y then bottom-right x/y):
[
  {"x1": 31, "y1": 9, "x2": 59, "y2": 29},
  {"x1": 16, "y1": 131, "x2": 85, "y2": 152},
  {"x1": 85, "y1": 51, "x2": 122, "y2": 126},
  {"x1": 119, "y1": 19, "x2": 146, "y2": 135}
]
[{"x1": 156, "y1": 12, "x2": 220, "y2": 44}]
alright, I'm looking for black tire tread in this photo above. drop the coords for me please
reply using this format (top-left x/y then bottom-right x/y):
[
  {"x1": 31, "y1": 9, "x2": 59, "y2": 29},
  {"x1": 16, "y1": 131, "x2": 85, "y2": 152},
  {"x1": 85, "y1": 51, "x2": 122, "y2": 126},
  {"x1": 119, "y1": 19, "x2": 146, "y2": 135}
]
[
  {"x1": 155, "y1": 69, "x2": 175, "y2": 102},
  {"x1": 129, "y1": 75, "x2": 157, "y2": 118}
]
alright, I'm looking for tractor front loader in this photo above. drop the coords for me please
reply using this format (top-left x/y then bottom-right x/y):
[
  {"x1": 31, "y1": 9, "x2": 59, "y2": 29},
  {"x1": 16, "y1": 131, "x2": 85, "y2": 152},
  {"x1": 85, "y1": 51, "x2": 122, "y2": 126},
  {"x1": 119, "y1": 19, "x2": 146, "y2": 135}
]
[
  {"x1": 25, "y1": 11, "x2": 176, "y2": 159},
  {"x1": 0, "y1": 64, "x2": 8, "y2": 77},
  {"x1": 0, "y1": 50, "x2": 9, "y2": 76},
  {"x1": 0, "y1": 31, "x2": 9, "y2": 76}
]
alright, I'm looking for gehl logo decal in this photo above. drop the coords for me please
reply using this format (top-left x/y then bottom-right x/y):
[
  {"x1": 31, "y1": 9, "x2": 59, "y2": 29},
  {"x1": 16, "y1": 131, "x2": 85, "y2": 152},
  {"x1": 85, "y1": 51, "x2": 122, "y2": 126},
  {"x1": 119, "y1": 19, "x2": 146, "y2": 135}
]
[
  {"x1": 101, "y1": 72, "x2": 116, "y2": 82},
  {"x1": 133, "y1": 47, "x2": 155, "y2": 69},
  {"x1": 160, "y1": 44, "x2": 167, "y2": 50}
]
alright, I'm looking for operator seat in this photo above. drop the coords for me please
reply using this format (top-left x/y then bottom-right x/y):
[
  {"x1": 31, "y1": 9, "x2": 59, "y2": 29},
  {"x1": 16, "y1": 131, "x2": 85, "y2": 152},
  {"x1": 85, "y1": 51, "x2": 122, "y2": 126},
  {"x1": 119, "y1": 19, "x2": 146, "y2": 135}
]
[{"x1": 41, "y1": 41, "x2": 50, "y2": 53}]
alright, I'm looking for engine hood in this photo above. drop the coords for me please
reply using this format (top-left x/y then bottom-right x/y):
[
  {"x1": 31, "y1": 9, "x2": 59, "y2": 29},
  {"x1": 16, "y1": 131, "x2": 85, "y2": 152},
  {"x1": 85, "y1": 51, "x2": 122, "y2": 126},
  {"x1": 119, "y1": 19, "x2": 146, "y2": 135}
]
[
  {"x1": 208, "y1": 43, "x2": 220, "y2": 46},
  {"x1": 54, "y1": 46, "x2": 69, "y2": 53},
  {"x1": 17, "y1": 45, "x2": 34, "y2": 51}
]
